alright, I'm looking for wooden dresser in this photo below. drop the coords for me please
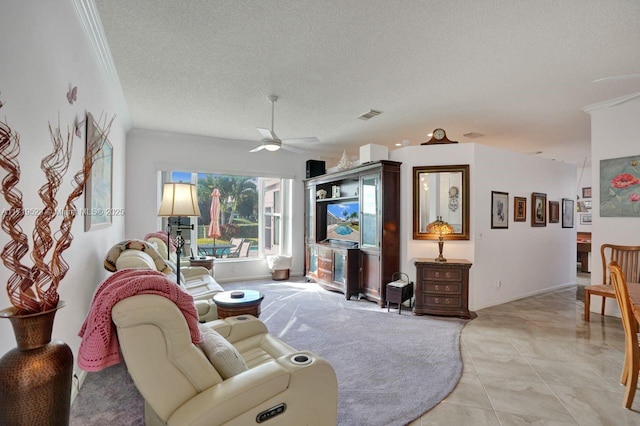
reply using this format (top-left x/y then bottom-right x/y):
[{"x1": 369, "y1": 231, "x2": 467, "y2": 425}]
[{"x1": 413, "y1": 258, "x2": 474, "y2": 319}]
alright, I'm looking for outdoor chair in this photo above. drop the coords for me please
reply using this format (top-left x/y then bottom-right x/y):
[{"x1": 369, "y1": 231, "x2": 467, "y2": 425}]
[{"x1": 228, "y1": 240, "x2": 250, "y2": 258}]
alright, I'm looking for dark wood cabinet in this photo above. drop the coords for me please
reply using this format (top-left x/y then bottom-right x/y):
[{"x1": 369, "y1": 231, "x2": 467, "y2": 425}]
[
  {"x1": 304, "y1": 160, "x2": 401, "y2": 305},
  {"x1": 413, "y1": 258, "x2": 474, "y2": 319},
  {"x1": 307, "y1": 244, "x2": 361, "y2": 299}
]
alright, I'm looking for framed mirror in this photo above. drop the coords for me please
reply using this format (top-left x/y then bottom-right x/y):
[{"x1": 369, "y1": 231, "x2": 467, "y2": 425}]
[{"x1": 413, "y1": 164, "x2": 470, "y2": 240}]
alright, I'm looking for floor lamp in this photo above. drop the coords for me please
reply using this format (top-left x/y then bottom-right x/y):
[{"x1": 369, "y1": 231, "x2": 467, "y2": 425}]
[{"x1": 158, "y1": 182, "x2": 201, "y2": 285}]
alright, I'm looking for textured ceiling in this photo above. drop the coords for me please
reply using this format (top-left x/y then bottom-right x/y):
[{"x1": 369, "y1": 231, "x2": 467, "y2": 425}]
[{"x1": 94, "y1": 0, "x2": 640, "y2": 166}]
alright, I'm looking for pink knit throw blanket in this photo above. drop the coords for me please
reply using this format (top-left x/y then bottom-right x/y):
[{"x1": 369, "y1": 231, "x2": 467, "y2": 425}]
[{"x1": 78, "y1": 269, "x2": 201, "y2": 372}]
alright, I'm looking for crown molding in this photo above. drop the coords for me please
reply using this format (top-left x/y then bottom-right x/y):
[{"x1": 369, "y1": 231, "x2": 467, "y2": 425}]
[{"x1": 71, "y1": 0, "x2": 132, "y2": 129}]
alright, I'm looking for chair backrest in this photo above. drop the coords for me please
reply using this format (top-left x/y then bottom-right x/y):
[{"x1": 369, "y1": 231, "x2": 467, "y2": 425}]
[
  {"x1": 112, "y1": 295, "x2": 222, "y2": 422},
  {"x1": 238, "y1": 241, "x2": 251, "y2": 257},
  {"x1": 226, "y1": 238, "x2": 245, "y2": 258},
  {"x1": 601, "y1": 244, "x2": 640, "y2": 285},
  {"x1": 609, "y1": 261, "x2": 638, "y2": 345}
]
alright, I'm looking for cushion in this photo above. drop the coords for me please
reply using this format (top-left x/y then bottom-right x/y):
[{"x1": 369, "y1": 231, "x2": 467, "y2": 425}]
[
  {"x1": 197, "y1": 324, "x2": 248, "y2": 379},
  {"x1": 115, "y1": 250, "x2": 156, "y2": 270}
]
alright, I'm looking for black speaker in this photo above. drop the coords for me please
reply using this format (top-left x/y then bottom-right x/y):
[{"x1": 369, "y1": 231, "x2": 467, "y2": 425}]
[{"x1": 306, "y1": 160, "x2": 326, "y2": 178}]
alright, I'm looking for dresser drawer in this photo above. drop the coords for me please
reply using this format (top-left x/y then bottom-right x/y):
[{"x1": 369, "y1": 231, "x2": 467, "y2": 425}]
[
  {"x1": 424, "y1": 282, "x2": 461, "y2": 294},
  {"x1": 318, "y1": 258, "x2": 332, "y2": 270},
  {"x1": 422, "y1": 268, "x2": 461, "y2": 282},
  {"x1": 421, "y1": 294, "x2": 462, "y2": 308},
  {"x1": 318, "y1": 268, "x2": 332, "y2": 282},
  {"x1": 318, "y1": 247, "x2": 333, "y2": 259}
]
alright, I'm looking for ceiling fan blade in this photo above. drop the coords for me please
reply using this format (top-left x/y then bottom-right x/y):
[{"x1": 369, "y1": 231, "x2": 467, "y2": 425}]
[
  {"x1": 281, "y1": 144, "x2": 305, "y2": 154},
  {"x1": 606, "y1": 92, "x2": 640, "y2": 108},
  {"x1": 283, "y1": 136, "x2": 319, "y2": 144},
  {"x1": 592, "y1": 73, "x2": 640, "y2": 83},
  {"x1": 249, "y1": 144, "x2": 265, "y2": 153},
  {"x1": 257, "y1": 127, "x2": 276, "y2": 140}
]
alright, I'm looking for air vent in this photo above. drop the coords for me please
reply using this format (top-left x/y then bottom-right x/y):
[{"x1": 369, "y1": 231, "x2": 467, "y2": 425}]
[
  {"x1": 357, "y1": 109, "x2": 382, "y2": 120},
  {"x1": 463, "y1": 132, "x2": 483, "y2": 139}
]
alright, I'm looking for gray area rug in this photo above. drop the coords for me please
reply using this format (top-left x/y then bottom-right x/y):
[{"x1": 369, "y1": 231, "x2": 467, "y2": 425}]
[{"x1": 72, "y1": 279, "x2": 467, "y2": 425}]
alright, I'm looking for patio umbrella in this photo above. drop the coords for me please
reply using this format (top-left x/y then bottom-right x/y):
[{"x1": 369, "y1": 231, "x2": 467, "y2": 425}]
[{"x1": 207, "y1": 188, "x2": 221, "y2": 246}]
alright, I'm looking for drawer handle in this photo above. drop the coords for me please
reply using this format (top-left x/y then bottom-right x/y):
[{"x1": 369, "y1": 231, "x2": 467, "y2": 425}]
[
  {"x1": 435, "y1": 272, "x2": 440, "y2": 278},
  {"x1": 434, "y1": 285, "x2": 440, "y2": 290},
  {"x1": 445, "y1": 299, "x2": 450, "y2": 304},
  {"x1": 434, "y1": 298, "x2": 439, "y2": 304},
  {"x1": 445, "y1": 285, "x2": 450, "y2": 291},
  {"x1": 445, "y1": 272, "x2": 451, "y2": 278}
]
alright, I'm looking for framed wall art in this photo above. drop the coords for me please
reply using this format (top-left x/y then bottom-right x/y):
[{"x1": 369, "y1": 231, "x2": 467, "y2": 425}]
[
  {"x1": 84, "y1": 113, "x2": 113, "y2": 231},
  {"x1": 491, "y1": 191, "x2": 509, "y2": 229},
  {"x1": 582, "y1": 187, "x2": 592, "y2": 198},
  {"x1": 562, "y1": 198, "x2": 574, "y2": 228},
  {"x1": 549, "y1": 201, "x2": 560, "y2": 223},
  {"x1": 531, "y1": 192, "x2": 547, "y2": 227},
  {"x1": 580, "y1": 214, "x2": 592, "y2": 225},
  {"x1": 514, "y1": 196, "x2": 526, "y2": 222},
  {"x1": 600, "y1": 154, "x2": 640, "y2": 217}
]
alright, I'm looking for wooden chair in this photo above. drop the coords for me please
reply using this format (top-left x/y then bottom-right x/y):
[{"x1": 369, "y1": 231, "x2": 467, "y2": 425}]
[
  {"x1": 584, "y1": 244, "x2": 640, "y2": 321},
  {"x1": 609, "y1": 261, "x2": 640, "y2": 409}
]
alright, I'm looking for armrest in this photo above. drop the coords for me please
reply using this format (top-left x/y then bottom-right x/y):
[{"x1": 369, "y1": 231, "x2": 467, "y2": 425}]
[
  {"x1": 205, "y1": 315, "x2": 269, "y2": 343},
  {"x1": 167, "y1": 361, "x2": 290, "y2": 426},
  {"x1": 182, "y1": 266, "x2": 210, "y2": 278}
]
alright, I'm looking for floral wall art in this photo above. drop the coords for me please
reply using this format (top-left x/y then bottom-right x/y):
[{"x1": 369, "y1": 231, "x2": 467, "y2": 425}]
[{"x1": 600, "y1": 154, "x2": 640, "y2": 217}]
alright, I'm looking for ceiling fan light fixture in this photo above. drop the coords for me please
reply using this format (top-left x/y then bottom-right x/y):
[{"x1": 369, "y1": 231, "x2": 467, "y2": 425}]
[{"x1": 264, "y1": 142, "x2": 280, "y2": 151}]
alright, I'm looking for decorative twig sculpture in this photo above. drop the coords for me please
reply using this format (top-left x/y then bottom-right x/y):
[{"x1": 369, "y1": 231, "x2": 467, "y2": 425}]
[{"x1": 0, "y1": 115, "x2": 113, "y2": 314}]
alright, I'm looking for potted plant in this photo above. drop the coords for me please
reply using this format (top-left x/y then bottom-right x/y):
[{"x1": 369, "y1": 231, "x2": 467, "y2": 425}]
[{"x1": 0, "y1": 113, "x2": 112, "y2": 425}]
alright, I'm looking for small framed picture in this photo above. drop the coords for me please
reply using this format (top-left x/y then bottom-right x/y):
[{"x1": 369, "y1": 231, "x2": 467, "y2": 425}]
[
  {"x1": 582, "y1": 187, "x2": 592, "y2": 198},
  {"x1": 580, "y1": 214, "x2": 592, "y2": 225},
  {"x1": 514, "y1": 196, "x2": 527, "y2": 222},
  {"x1": 491, "y1": 191, "x2": 509, "y2": 229},
  {"x1": 531, "y1": 192, "x2": 547, "y2": 227},
  {"x1": 562, "y1": 198, "x2": 574, "y2": 228},
  {"x1": 549, "y1": 201, "x2": 560, "y2": 223},
  {"x1": 583, "y1": 199, "x2": 592, "y2": 210}
]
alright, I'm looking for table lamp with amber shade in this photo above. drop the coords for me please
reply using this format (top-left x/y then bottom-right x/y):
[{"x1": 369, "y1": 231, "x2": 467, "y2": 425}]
[{"x1": 427, "y1": 216, "x2": 454, "y2": 262}]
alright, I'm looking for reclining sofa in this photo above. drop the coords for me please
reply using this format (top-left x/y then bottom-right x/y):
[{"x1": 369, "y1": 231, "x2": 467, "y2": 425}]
[{"x1": 112, "y1": 294, "x2": 338, "y2": 425}]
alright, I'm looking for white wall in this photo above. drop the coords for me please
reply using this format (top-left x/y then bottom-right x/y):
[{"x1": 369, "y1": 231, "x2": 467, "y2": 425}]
[
  {"x1": 125, "y1": 128, "x2": 310, "y2": 281},
  {"x1": 0, "y1": 1, "x2": 128, "y2": 363},
  {"x1": 586, "y1": 97, "x2": 640, "y2": 314},
  {"x1": 391, "y1": 143, "x2": 576, "y2": 311}
]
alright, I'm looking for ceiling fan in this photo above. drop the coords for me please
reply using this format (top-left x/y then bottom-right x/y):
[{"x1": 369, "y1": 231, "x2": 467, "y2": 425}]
[{"x1": 250, "y1": 95, "x2": 319, "y2": 153}]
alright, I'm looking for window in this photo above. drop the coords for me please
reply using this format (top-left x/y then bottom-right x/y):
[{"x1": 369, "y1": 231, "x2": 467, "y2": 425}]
[{"x1": 160, "y1": 171, "x2": 290, "y2": 260}]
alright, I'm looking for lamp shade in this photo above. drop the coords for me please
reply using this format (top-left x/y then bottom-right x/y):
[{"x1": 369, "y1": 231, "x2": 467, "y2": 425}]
[
  {"x1": 158, "y1": 183, "x2": 201, "y2": 217},
  {"x1": 426, "y1": 216, "x2": 454, "y2": 236}
]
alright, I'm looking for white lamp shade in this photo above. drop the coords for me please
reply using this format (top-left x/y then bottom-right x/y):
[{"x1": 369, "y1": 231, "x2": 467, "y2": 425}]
[{"x1": 158, "y1": 183, "x2": 201, "y2": 217}]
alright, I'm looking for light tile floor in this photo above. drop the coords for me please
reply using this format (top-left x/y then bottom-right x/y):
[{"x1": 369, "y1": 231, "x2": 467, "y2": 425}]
[{"x1": 411, "y1": 273, "x2": 640, "y2": 425}]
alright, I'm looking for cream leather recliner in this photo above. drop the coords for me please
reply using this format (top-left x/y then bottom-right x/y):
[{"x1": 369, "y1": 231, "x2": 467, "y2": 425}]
[
  {"x1": 112, "y1": 294, "x2": 338, "y2": 425},
  {"x1": 104, "y1": 239, "x2": 221, "y2": 321}
]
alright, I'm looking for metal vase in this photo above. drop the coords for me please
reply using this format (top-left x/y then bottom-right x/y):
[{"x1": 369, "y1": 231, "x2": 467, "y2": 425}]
[{"x1": 0, "y1": 302, "x2": 73, "y2": 426}]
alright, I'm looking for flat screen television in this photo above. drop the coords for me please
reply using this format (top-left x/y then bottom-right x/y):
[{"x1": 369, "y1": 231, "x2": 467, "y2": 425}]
[{"x1": 326, "y1": 201, "x2": 359, "y2": 243}]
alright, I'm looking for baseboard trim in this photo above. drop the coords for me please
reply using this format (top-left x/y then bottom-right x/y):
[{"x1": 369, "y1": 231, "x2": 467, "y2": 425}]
[
  {"x1": 71, "y1": 369, "x2": 88, "y2": 404},
  {"x1": 472, "y1": 281, "x2": 577, "y2": 311}
]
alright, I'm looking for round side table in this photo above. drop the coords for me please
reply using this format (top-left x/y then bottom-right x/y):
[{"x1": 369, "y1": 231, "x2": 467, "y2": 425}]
[{"x1": 213, "y1": 290, "x2": 264, "y2": 319}]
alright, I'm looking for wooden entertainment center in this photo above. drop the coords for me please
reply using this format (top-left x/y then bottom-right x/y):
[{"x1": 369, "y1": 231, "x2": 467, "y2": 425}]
[{"x1": 304, "y1": 160, "x2": 401, "y2": 306}]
